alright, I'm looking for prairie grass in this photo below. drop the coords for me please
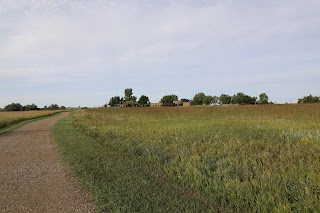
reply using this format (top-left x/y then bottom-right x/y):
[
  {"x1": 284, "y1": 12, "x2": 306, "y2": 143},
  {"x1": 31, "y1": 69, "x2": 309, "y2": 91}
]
[
  {"x1": 53, "y1": 115, "x2": 213, "y2": 212},
  {"x1": 70, "y1": 104, "x2": 320, "y2": 212},
  {"x1": 0, "y1": 110, "x2": 61, "y2": 129}
]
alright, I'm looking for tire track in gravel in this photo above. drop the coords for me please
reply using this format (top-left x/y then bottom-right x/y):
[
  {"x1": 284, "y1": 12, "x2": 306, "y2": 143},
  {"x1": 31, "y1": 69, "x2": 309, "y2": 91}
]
[{"x1": 0, "y1": 112, "x2": 93, "y2": 213}]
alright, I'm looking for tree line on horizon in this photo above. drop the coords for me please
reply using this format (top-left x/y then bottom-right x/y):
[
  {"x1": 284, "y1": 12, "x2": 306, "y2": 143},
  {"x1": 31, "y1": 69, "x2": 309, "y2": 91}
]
[
  {"x1": 2, "y1": 103, "x2": 65, "y2": 111},
  {"x1": 107, "y1": 89, "x2": 320, "y2": 107},
  {"x1": 297, "y1": 95, "x2": 320, "y2": 104},
  {"x1": 2, "y1": 93, "x2": 317, "y2": 111},
  {"x1": 106, "y1": 88, "x2": 273, "y2": 107}
]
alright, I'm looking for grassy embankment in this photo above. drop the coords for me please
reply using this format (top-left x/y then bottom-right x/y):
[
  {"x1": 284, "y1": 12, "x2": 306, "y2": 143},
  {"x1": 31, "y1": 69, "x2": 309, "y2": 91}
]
[
  {"x1": 53, "y1": 104, "x2": 320, "y2": 212},
  {"x1": 0, "y1": 110, "x2": 61, "y2": 135}
]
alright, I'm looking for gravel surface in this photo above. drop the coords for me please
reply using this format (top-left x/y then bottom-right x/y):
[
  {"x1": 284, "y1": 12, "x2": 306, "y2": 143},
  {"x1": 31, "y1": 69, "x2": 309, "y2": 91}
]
[{"x1": 0, "y1": 112, "x2": 94, "y2": 213}]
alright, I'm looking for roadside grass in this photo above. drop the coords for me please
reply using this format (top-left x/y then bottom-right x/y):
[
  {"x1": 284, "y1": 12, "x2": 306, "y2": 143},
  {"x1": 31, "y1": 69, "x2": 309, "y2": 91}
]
[
  {"x1": 52, "y1": 114, "x2": 213, "y2": 212},
  {"x1": 0, "y1": 111, "x2": 62, "y2": 135},
  {"x1": 70, "y1": 104, "x2": 320, "y2": 212}
]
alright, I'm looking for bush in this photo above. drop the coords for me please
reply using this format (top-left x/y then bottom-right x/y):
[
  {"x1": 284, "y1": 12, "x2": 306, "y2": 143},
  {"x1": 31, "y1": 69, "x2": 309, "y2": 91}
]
[{"x1": 4, "y1": 103, "x2": 23, "y2": 111}]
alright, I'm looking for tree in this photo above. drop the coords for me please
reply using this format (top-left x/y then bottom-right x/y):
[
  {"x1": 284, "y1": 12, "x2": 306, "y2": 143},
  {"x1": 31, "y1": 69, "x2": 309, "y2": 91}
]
[
  {"x1": 4, "y1": 103, "x2": 23, "y2": 111},
  {"x1": 219, "y1": 94, "x2": 232, "y2": 104},
  {"x1": 259, "y1": 93, "x2": 269, "y2": 104},
  {"x1": 297, "y1": 95, "x2": 320, "y2": 104},
  {"x1": 124, "y1": 88, "x2": 138, "y2": 102},
  {"x1": 108, "y1": 96, "x2": 121, "y2": 107},
  {"x1": 138, "y1": 95, "x2": 150, "y2": 106},
  {"x1": 124, "y1": 88, "x2": 133, "y2": 100},
  {"x1": 160, "y1": 94, "x2": 178, "y2": 103},
  {"x1": 232, "y1": 92, "x2": 257, "y2": 104},
  {"x1": 47, "y1": 104, "x2": 60, "y2": 110},
  {"x1": 203, "y1": 95, "x2": 214, "y2": 105},
  {"x1": 23, "y1": 103, "x2": 39, "y2": 111},
  {"x1": 193, "y1": 92, "x2": 206, "y2": 105},
  {"x1": 130, "y1": 96, "x2": 137, "y2": 102}
]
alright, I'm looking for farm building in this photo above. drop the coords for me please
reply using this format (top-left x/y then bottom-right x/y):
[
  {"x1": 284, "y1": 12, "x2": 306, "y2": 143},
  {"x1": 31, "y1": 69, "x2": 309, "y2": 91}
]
[
  {"x1": 122, "y1": 101, "x2": 139, "y2": 107},
  {"x1": 150, "y1": 100, "x2": 191, "y2": 107},
  {"x1": 173, "y1": 101, "x2": 191, "y2": 107},
  {"x1": 150, "y1": 103, "x2": 163, "y2": 107}
]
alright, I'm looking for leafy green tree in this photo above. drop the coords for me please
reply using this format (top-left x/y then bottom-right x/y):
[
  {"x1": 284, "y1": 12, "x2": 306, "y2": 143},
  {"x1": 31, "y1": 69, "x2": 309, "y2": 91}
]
[
  {"x1": 124, "y1": 88, "x2": 138, "y2": 102},
  {"x1": 231, "y1": 92, "x2": 244, "y2": 104},
  {"x1": 131, "y1": 96, "x2": 137, "y2": 102},
  {"x1": 4, "y1": 103, "x2": 23, "y2": 111},
  {"x1": 297, "y1": 95, "x2": 320, "y2": 103},
  {"x1": 232, "y1": 92, "x2": 257, "y2": 104},
  {"x1": 203, "y1": 95, "x2": 214, "y2": 105},
  {"x1": 23, "y1": 103, "x2": 39, "y2": 111},
  {"x1": 259, "y1": 93, "x2": 269, "y2": 104},
  {"x1": 47, "y1": 104, "x2": 60, "y2": 110},
  {"x1": 160, "y1": 94, "x2": 178, "y2": 103},
  {"x1": 219, "y1": 94, "x2": 232, "y2": 104},
  {"x1": 193, "y1": 92, "x2": 206, "y2": 105},
  {"x1": 138, "y1": 95, "x2": 150, "y2": 106},
  {"x1": 124, "y1": 88, "x2": 133, "y2": 100},
  {"x1": 108, "y1": 96, "x2": 121, "y2": 107}
]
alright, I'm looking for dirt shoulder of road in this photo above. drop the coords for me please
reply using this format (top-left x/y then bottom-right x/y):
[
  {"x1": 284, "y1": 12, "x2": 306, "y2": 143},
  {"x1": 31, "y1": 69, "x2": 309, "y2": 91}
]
[{"x1": 0, "y1": 112, "x2": 94, "y2": 213}]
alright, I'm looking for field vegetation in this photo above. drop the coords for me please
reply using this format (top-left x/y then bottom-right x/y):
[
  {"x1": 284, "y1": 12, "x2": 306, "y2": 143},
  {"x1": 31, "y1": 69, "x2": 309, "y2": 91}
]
[
  {"x1": 0, "y1": 110, "x2": 61, "y2": 129},
  {"x1": 56, "y1": 104, "x2": 320, "y2": 212}
]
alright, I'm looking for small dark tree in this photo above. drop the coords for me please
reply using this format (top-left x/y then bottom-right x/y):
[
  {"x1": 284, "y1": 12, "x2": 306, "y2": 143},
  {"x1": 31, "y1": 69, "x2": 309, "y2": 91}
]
[
  {"x1": 298, "y1": 95, "x2": 320, "y2": 104},
  {"x1": 23, "y1": 103, "x2": 39, "y2": 111},
  {"x1": 232, "y1": 92, "x2": 257, "y2": 104},
  {"x1": 259, "y1": 93, "x2": 269, "y2": 104},
  {"x1": 219, "y1": 94, "x2": 232, "y2": 104},
  {"x1": 193, "y1": 92, "x2": 206, "y2": 105},
  {"x1": 108, "y1": 96, "x2": 121, "y2": 107},
  {"x1": 47, "y1": 104, "x2": 60, "y2": 110},
  {"x1": 124, "y1": 88, "x2": 138, "y2": 102},
  {"x1": 138, "y1": 95, "x2": 150, "y2": 106},
  {"x1": 203, "y1": 95, "x2": 215, "y2": 105},
  {"x1": 160, "y1": 94, "x2": 178, "y2": 103},
  {"x1": 124, "y1": 88, "x2": 133, "y2": 100},
  {"x1": 4, "y1": 103, "x2": 23, "y2": 111}
]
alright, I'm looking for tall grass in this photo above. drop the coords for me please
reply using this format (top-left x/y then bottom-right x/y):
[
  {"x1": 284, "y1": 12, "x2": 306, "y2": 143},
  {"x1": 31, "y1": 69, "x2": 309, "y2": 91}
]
[
  {"x1": 0, "y1": 110, "x2": 61, "y2": 129},
  {"x1": 72, "y1": 104, "x2": 320, "y2": 212}
]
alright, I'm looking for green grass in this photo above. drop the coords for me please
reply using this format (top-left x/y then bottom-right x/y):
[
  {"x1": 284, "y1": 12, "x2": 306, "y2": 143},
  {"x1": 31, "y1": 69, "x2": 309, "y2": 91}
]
[
  {"x1": 0, "y1": 111, "x2": 62, "y2": 135},
  {"x1": 53, "y1": 113, "x2": 214, "y2": 212},
  {"x1": 52, "y1": 105, "x2": 320, "y2": 212},
  {"x1": 0, "y1": 110, "x2": 61, "y2": 129}
]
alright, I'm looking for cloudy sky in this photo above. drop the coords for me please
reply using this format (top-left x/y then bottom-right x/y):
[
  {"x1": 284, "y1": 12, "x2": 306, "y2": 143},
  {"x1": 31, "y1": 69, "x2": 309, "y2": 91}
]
[{"x1": 0, "y1": 0, "x2": 319, "y2": 107}]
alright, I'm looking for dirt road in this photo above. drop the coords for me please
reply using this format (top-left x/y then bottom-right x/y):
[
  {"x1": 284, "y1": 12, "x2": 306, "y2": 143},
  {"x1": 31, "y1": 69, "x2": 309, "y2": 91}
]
[{"x1": 0, "y1": 112, "x2": 93, "y2": 213}]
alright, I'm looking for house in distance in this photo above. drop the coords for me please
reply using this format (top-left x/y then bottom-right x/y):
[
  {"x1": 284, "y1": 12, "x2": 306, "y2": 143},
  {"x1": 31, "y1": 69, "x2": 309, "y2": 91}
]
[{"x1": 150, "y1": 100, "x2": 191, "y2": 107}]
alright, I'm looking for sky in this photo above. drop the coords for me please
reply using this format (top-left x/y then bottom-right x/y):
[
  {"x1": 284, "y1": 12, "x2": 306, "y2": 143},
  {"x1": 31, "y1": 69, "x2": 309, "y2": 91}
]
[{"x1": 0, "y1": 0, "x2": 319, "y2": 108}]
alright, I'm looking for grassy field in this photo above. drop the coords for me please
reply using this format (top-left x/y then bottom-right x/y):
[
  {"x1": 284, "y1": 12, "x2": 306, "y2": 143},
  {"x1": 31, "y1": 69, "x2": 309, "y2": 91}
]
[
  {"x1": 55, "y1": 104, "x2": 320, "y2": 212},
  {"x1": 0, "y1": 110, "x2": 61, "y2": 129}
]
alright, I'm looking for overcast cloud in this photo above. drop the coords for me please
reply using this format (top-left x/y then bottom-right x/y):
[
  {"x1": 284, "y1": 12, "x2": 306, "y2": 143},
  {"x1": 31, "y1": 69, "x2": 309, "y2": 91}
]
[{"x1": 1, "y1": 0, "x2": 319, "y2": 107}]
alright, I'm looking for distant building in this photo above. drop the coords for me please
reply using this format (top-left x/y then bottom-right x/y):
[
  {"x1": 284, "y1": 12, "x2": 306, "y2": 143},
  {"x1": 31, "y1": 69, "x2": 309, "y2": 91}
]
[
  {"x1": 122, "y1": 101, "x2": 139, "y2": 107},
  {"x1": 150, "y1": 103, "x2": 163, "y2": 107},
  {"x1": 173, "y1": 101, "x2": 191, "y2": 107},
  {"x1": 150, "y1": 100, "x2": 191, "y2": 107},
  {"x1": 173, "y1": 101, "x2": 183, "y2": 106},
  {"x1": 162, "y1": 103, "x2": 177, "y2": 107}
]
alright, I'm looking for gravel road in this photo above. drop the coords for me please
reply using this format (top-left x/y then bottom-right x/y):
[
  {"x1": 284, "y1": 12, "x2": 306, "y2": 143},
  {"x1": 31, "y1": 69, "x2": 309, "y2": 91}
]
[{"x1": 0, "y1": 112, "x2": 94, "y2": 213}]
